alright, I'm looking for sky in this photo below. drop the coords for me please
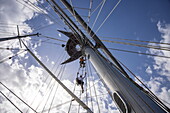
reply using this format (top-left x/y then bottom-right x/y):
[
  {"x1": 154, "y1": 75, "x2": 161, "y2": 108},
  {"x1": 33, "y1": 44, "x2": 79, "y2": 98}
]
[{"x1": 0, "y1": 0, "x2": 170, "y2": 113}]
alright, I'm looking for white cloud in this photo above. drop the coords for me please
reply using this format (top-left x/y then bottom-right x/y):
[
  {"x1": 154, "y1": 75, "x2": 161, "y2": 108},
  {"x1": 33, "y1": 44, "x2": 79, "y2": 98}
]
[
  {"x1": 146, "y1": 21, "x2": 170, "y2": 107},
  {"x1": 146, "y1": 66, "x2": 152, "y2": 74},
  {"x1": 0, "y1": 1, "x2": 119, "y2": 113}
]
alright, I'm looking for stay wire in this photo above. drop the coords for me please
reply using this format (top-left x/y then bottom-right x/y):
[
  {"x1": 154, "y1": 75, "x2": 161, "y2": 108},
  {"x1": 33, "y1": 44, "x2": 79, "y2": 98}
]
[
  {"x1": 40, "y1": 35, "x2": 67, "y2": 42},
  {"x1": 35, "y1": 54, "x2": 67, "y2": 111},
  {"x1": 108, "y1": 48, "x2": 170, "y2": 59},
  {"x1": 93, "y1": 0, "x2": 122, "y2": 37},
  {"x1": 87, "y1": 60, "x2": 100, "y2": 113},
  {"x1": 35, "y1": 78, "x2": 54, "y2": 111},
  {"x1": 31, "y1": 39, "x2": 63, "y2": 46},
  {"x1": 16, "y1": 0, "x2": 38, "y2": 12},
  {"x1": 87, "y1": 0, "x2": 93, "y2": 24},
  {"x1": 0, "y1": 47, "x2": 26, "y2": 51},
  {"x1": 0, "y1": 82, "x2": 37, "y2": 113},
  {"x1": 68, "y1": 82, "x2": 77, "y2": 113},
  {"x1": 46, "y1": 54, "x2": 68, "y2": 113},
  {"x1": 0, "y1": 91, "x2": 23, "y2": 113},
  {"x1": 26, "y1": 52, "x2": 66, "y2": 113},
  {"x1": 78, "y1": 90, "x2": 82, "y2": 113},
  {"x1": 21, "y1": 0, "x2": 65, "y2": 31},
  {"x1": 90, "y1": 0, "x2": 104, "y2": 16},
  {"x1": 41, "y1": 80, "x2": 56, "y2": 113},
  {"x1": 39, "y1": 99, "x2": 74, "y2": 113},
  {"x1": 34, "y1": 0, "x2": 67, "y2": 30},
  {"x1": 102, "y1": 39, "x2": 170, "y2": 51},
  {"x1": 0, "y1": 50, "x2": 27, "y2": 64},
  {"x1": 86, "y1": 61, "x2": 94, "y2": 111},
  {"x1": 68, "y1": 66, "x2": 81, "y2": 113},
  {"x1": 47, "y1": 63, "x2": 67, "y2": 113},
  {"x1": 100, "y1": 36, "x2": 170, "y2": 46},
  {"x1": 91, "y1": 0, "x2": 106, "y2": 32}
]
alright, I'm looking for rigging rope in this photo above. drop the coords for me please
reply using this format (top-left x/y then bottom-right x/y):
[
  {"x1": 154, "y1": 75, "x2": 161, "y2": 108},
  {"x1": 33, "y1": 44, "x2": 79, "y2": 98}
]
[
  {"x1": 100, "y1": 36, "x2": 170, "y2": 46},
  {"x1": 102, "y1": 39, "x2": 170, "y2": 51},
  {"x1": 0, "y1": 47, "x2": 26, "y2": 51},
  {"x1": 87, "y1": 60, "x2": 100, "y2": 113},
  {"x1": 87, "y1": 0, "x2": 93, "y2": 24},
  {"x1": 108, "y1": 48, "x2": 170, "y2": 59},
  {"x1": 87, "y1": 66, "x2": 94, "y2": 111},
  {"x1": 35, "y1": 56, "x2": 67, "y2": 111},
  {"x1": 93, "y1": 0, "x2": 121, "y2": 36},
  {"x1": 0, "y1": 50, "x2": 27, "y2": 64},
  {"x1": 91, "y1": 0, "x2": 104, "y2": 16},
  {"x1": 26, "y1": 52, "x2": 66, "y2": 113},
  {"x1": 0, "y1": 91, "x2": 23, "y2": 113},
  {"x1": 21, "y1": 39, "x2": 93, "y2": 113},
  {"x1": 91, "y1": 0, "x2": 106, "y2": 32},
  {"x1": 41, "y1": 80, "x2": 56, "y2": 113},
  {"x1": 78, "y1": 90, "x2": 82, "y2": 113},
  {"x1": 47, "y1": 64, "x2": 67, "y2": 113},
  {"x1": 68, "y1": 82, "x2": 77, "y2": 113},
  {"x1": 0, "y1": 82, "x2": 37, "y2": 113},
  {"x1": 40, "y1": 35, "x2": 67, "y2": 42},
  {"x1": 35, "y1": 78, "x2": 54, "y2": 111},
  {"x1": 38, "y1": 99, "x2": 74, "y2": 113}
]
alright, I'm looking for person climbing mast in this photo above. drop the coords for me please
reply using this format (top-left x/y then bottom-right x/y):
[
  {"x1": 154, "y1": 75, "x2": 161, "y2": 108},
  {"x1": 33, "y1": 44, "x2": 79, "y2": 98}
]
[
  {"x1": 76, "y1": 74, "x2": 86, "y2": 93},
  {"x1": 79, "y1": 57, "x2": 85, "y2": 68},
  {"x1": 76, "y1": 56, "x2": 87, "y2": 93}
]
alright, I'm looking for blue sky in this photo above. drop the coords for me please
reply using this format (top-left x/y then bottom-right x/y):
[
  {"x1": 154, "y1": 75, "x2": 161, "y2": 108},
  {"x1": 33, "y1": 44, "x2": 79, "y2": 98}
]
[{"x1": 0, "y1": 0, "x2": 170, "y2": 112}]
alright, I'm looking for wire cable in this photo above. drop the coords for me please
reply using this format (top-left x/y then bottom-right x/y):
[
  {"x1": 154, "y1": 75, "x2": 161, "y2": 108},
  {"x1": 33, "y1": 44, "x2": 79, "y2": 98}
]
[
  {"x1": 0, "y1": 50, "x2": 27, "y2": 64},
  {"x1": 40, "y1": 35, "x2": 67, "y2": 42},
  {"x1": 91, "y1": 0, "x2": 106, "y2": 32},
  {"x1": 108, "y1": 48, "x2": 170, "y2": 59},
  {"x1": 94, "y1": 0, "x2": 122, "y2": 36},
  {"x1": 0, "y1": 91, "x2": 23, "y2": 113},
  {"x1": 87, "y1": 60, "x2": 100, "y2": 113},
  {"x1": 0, "y1": 82, "x2": 37, "y2": 113},
  {"x1": 100, "y1": 36, "x2": 170, "y2": 46},
  {"x1": 102, "y1": 39, "x2": 170, "y2": 51}
]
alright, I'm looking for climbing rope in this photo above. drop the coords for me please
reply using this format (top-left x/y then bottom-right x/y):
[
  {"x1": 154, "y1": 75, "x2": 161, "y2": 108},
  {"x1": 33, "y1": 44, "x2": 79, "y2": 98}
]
[{"x1": 0, "y1": 82, "x2": 37, "y2": 113}]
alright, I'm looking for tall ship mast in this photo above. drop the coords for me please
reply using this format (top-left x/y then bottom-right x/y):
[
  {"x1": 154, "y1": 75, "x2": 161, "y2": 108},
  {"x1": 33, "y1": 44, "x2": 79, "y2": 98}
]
[{"x1": 0, "y1": 0, "x2": 170, "y2": 113}]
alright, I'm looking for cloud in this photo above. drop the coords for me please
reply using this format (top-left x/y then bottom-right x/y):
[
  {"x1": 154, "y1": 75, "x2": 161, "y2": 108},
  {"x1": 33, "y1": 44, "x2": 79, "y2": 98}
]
[
  {"x1": 0, "y1": 1, "x2": 118, "y2": 113},
  {"x1": 147, "y1": 21, "x2": 170, "y2": 107},
  {"x1": 0, "y1": 0, "x2": 46, "y2": 112},
  {"x1": 146, "y1": 66, "x2": 153, "y2": 74}
]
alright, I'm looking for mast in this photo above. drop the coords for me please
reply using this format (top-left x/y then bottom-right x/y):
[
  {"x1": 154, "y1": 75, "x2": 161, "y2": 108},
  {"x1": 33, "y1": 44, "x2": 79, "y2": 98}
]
[
  {"x1": 48, "y1": 0, "x2": 169, "y2": 112},
  {"x1": 84, "y1": 46, "x2": 167, "y2": 113}
]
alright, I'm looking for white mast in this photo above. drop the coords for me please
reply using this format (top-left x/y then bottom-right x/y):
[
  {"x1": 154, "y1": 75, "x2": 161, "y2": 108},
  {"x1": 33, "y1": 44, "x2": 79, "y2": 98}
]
[{"x1": 48, "y1": 0, "x2": 169, "y2": 112}]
